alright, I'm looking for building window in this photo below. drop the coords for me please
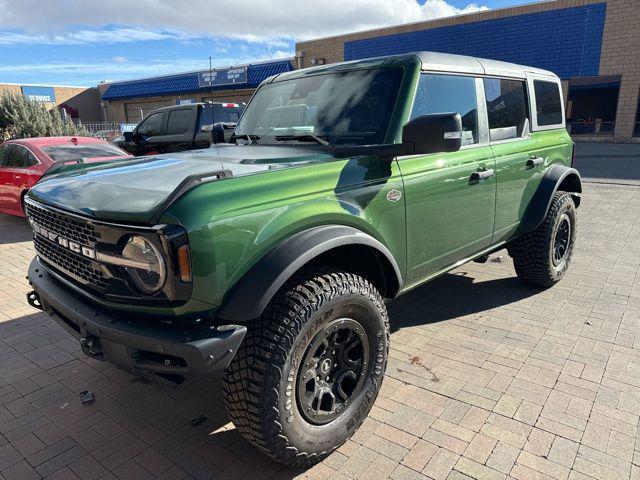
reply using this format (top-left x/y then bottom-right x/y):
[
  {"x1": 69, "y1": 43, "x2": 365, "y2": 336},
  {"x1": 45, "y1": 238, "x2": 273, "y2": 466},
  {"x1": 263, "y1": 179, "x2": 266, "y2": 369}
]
[
  {"x1": 566, "y1": 77, "x2": 620, "y2": 136},
  {"x1": 411, "y1": 74, "x2": 478, "y2": 146},
  {"x1": 483, "y1": 78, "x2": 529, "y2": 141}
]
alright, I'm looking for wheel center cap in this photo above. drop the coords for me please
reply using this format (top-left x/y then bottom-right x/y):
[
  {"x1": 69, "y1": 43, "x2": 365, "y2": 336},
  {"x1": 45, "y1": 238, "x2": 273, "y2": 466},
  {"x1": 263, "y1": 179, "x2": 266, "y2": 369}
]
[{"x1": 320, "y1": 358, "x2": 332, "y2": 374}]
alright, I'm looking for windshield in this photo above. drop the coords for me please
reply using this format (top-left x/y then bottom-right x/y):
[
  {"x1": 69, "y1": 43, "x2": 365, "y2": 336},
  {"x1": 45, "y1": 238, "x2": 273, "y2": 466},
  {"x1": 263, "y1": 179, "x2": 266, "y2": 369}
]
[
  {"x1": 42, "y1": 144, "x2": 129, "y2": 162},
  {"x1": 234, "y1": 68, "x2": 404, "y2": 146}
]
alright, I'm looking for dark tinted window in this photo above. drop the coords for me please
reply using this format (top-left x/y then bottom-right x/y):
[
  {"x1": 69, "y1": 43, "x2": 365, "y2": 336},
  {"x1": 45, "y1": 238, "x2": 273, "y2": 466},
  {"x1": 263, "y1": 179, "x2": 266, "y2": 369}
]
[
  {"x1": 198, "y1": 107, "x2": 214, "y2": 129},
  {"x1": 226, "y1": 111, "x2": 240, "y2": 122},
  {"x1": 484, "y1": 78, "x2": 529, "y2": 141},
  {"x1": 534, "y1": 80, "x2": 563, "y2": 126},
  {"x1": 0, "y1": 145, "x2": 10, "y2": 167},
  {"x1": 42, "y1": 144, "x2": 128, "y2": 162},
  {"x1": 137, "y1": 112, "x2": 164, "y2": 137},
  {"x1": 411, "y1": 74, "x2": 478, "y2": 145},
  {"x1": 166, "y1": 109, "x2": 192, "y2": 135},
  {"x1": 3, "y1": 145, "x2": 37, "y2": 168},
  {"x1": 236, "y1": 68, "x2": 404, "y2": 145}
]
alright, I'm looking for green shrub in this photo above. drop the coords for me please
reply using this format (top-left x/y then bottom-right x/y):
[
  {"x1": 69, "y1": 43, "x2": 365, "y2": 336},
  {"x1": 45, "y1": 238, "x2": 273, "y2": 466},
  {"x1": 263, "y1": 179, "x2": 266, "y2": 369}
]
[{"x1": 0, "y1": 91, "x2": 89, "y2": 141}]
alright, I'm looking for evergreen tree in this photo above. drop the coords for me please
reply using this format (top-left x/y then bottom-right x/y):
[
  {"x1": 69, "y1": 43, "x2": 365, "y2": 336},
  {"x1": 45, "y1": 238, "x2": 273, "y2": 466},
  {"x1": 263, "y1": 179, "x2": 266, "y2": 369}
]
[{"x1": 0, "y1": 91, "x2": 89, "y2": 141}]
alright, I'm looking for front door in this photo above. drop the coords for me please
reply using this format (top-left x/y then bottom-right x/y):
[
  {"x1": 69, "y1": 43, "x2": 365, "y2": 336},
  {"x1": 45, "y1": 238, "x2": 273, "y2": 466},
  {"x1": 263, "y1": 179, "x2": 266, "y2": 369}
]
[
  {"x1": 133, "y1": 111, "x2": 166, "y2": 155},
  {"x1": 399, "y1": 74, "x2": 496, "y2": 286}
]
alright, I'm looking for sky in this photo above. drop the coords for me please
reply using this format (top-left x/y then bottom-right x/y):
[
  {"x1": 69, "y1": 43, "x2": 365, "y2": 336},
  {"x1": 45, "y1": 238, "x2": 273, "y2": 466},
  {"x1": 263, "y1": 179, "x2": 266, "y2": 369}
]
[{"x1": 0, "y1": 0, "x2": 527, "y2": 86}]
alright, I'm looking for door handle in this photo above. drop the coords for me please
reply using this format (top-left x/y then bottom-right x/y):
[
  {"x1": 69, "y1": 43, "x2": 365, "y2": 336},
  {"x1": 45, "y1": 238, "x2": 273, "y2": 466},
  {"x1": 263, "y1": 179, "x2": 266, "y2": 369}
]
[
  {"x1": 469, "y1": 169, "x2": 495, "y2": 183},
  {"x1": 526, "y1": 156, "x2": 544, "y2": 168}
]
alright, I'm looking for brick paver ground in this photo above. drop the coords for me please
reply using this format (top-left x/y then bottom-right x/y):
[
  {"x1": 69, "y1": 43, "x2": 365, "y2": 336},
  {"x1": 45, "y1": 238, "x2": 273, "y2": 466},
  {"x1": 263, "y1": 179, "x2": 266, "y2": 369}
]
[{"x1": 1, "y1": 181, "x2": 639, "y2": 480}]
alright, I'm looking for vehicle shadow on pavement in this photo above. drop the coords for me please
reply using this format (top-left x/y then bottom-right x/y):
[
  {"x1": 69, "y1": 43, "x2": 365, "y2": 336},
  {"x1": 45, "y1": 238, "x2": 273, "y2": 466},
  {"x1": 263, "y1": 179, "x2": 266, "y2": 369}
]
[
  {"x1": 387, "y1": 270, "x2": 540, "y2": 333},
  {"x1": 0, "y1": 213, "x2": 32, "y2": 244},
  {"x1": 0, "y1": 311, "x2": 306, "y2": 478}
]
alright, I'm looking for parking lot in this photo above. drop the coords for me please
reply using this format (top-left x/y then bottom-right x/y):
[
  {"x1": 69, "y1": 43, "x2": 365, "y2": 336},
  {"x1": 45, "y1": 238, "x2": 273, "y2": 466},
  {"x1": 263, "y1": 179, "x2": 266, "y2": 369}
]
[{"x1": 0, "y1": 149, "x2": 639, "y2": 480}]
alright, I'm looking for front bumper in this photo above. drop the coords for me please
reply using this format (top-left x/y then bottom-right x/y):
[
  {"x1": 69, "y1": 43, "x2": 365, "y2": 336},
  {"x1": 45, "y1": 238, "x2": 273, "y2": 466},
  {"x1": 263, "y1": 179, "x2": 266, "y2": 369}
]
[{"x1": 27, "y1": 257, "x2": 246, "y2": 378}]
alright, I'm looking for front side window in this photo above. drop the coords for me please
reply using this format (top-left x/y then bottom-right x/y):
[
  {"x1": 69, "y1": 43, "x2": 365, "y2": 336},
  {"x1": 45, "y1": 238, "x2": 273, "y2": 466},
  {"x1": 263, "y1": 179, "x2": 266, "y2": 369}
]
[
  {"x1": 411, "y1": 74, "x2": 479, "y2": 146},
  {"x1": 166, "y1": 109, "x2": 192, "y2": 135},
  {"x1": 235, "y1": 68, "x2": 404, "y2": 146},
  {"x1": 534, "y1": 80, "x2": 563, "y2": 126},
  {"x1": 137, "y1": 112, "x2": 164, "y2": 137},
  {"x1": 484, "y1": 78, "x2": 529, "y2": 141}
]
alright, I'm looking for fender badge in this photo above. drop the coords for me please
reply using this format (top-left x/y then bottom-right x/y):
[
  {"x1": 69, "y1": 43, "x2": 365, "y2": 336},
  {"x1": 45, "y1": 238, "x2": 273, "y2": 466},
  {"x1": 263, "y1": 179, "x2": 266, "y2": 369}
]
[{"x1": 386, "y1": 189, "x2": 402, "y2": 203}]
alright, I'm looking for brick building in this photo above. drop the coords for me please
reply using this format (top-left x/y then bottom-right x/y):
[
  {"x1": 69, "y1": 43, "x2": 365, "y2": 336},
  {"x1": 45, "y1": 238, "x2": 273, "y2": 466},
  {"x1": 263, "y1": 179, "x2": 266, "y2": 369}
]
[
  {"x1": 296, "y1": 0, "x2": 640, "y2": 142},
  {"x1": 0, "y1": 83, "x2": 101, "y2": 121},
  {"x1": 98, "y1": 59, "x2": 294, "y2": 123},
  {"x1": 98, "y1": 0, "x2": 638, "y2": 141}
]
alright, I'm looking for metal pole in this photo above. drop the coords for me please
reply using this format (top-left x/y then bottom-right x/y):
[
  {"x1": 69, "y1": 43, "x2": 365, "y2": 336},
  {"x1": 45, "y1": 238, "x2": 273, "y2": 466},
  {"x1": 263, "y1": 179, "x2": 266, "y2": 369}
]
[{"x1": 209, "y1": 56, "x2": 213, "y2": 101}]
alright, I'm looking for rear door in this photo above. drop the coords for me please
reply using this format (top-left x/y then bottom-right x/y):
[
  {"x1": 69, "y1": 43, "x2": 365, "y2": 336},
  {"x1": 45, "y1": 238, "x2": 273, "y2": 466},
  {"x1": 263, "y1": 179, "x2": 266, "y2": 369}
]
[
  {"x1": 400, "y1": 73, "x2": 496, "y2": 285},
  {"x1": 485, "y1": 77, "x2": 540, "y2": 243},
  {"x1": 157, "y1": 107, "x2": 196, "y2": 153},
  {"x1": 2, "y1": 144, "x2": 39, "y2": 213},
  {"x1": 0, "y1": 144, "x2": 12, "y2": 212}
]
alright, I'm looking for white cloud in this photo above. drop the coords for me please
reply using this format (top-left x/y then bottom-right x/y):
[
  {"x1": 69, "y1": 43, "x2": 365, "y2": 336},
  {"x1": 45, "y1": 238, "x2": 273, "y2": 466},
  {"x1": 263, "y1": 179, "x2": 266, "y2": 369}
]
[{"x1": 0, "y1": 0, "x2": 488, "y2": 44}]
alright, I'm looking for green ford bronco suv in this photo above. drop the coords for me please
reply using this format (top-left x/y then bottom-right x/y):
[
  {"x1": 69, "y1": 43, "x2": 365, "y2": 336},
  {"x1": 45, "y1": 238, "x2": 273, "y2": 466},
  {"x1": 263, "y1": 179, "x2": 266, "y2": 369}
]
[{"x1": 25, "y1": 52, "x2": 580, "y2": 467}]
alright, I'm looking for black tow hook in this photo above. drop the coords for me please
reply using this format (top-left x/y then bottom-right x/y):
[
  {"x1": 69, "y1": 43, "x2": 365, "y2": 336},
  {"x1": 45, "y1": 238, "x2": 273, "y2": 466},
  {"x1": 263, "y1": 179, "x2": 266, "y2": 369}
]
[
  {"x1": 81, "y1": 336, "x2": 104, "y2": 359},
  {"x1": 26, "y1": 290, "x2": 43, "y2": 310}
]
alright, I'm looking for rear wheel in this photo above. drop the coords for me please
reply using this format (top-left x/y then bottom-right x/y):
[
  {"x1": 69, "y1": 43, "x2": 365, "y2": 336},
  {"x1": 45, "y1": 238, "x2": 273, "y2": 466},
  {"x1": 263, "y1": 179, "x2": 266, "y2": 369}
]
[
  {"x1": 223, "y1": 268, "x2": 389, "y2": 467},
  {"x1": 508, "y1": 192, "x2": 577, "y2": 287}
]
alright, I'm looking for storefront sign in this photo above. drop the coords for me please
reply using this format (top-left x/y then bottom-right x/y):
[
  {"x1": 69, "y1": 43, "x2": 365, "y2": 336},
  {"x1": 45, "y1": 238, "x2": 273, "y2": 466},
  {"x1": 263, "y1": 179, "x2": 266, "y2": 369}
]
[
  {"x1": 198, "y1": 66, "x2": 248, "y2": 88},
  {"x1": 21, "y1": 86, "x2": 56, "y2": 103},
  {"x1": 176, "y1": 98, "x2": 195, "y2": 105}
]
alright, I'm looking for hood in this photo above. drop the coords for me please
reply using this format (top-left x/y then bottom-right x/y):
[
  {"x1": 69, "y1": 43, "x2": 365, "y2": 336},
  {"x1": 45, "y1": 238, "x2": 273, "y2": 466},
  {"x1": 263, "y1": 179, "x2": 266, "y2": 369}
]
[{"x1": 28, "y1": 144, "x2": 339, "y2": 223}]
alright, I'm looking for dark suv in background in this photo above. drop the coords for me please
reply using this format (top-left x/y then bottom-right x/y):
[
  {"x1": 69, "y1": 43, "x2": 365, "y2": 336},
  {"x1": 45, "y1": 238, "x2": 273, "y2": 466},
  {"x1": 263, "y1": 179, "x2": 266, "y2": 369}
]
[{"x1": 114, "y1": 102, "x2": 244, "y2": 155}]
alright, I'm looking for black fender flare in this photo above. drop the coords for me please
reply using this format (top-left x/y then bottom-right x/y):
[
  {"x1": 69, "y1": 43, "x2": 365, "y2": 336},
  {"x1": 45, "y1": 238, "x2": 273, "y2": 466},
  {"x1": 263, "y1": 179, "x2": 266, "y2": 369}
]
[
  {"x1": 519, "y1": 164, "x2": 582, "y2": 234},
  {"x1": 215, "y1": 225, "x2": 403, "y2": 323}
]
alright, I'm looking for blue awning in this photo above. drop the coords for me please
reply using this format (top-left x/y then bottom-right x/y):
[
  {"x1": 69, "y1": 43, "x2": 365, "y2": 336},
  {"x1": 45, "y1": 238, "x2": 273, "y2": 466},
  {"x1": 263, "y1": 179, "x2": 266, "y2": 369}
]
[{"x1": 101, "y1": 59, "x2": 293, "y2": 101}]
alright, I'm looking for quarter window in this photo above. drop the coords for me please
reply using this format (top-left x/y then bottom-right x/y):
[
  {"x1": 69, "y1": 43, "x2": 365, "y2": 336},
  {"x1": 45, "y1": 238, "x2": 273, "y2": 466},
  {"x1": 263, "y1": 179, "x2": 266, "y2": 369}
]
[
  {"x1": 534, "y1": 80, "x2": 563, "y2": 126},
  {"x1": 166, "y1": 109, "x2": 192, "y2": 135},
  {"x1": 483, "y1": 78, "x2": 529, "y2": 141},
  {"x1": 137, "y1": 112, "x2": 164, "y2": 137},
  {"x1": 411, "y1": 74, "x2": 479, "y2": 145}
]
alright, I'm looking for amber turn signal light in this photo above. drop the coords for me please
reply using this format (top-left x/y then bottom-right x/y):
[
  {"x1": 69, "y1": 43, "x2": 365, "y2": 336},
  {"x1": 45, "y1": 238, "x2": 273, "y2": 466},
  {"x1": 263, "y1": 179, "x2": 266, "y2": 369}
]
[{"x1": 177, "y1": 244, "x2": 192, "y2": 282}]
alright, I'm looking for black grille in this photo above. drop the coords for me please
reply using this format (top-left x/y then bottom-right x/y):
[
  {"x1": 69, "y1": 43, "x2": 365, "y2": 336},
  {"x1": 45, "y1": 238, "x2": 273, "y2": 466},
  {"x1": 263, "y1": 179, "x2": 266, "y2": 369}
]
[
  {"x1": 33, "y1": 233, "x2": 109, "y2": 290},
  {"x1": 25, "y1": 202, "x2": 100, "y2": 245}
]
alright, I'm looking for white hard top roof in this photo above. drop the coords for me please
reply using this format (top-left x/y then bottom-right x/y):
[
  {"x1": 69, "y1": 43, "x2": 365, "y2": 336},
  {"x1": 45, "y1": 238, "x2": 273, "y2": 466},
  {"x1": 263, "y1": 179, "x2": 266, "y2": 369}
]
[{"x1": 415, "y1": 51, "x2": 557, "y2": 79}]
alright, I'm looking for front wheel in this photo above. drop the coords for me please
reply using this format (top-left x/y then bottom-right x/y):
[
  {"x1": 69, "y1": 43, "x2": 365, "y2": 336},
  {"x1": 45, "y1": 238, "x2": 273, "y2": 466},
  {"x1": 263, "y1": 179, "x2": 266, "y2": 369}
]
[
  {"x1": 223, "y1": 268, "x2": 389, "y2": 467},
  {"x1": 508, "y1": 191, "x2": 577, "y2": 287}
]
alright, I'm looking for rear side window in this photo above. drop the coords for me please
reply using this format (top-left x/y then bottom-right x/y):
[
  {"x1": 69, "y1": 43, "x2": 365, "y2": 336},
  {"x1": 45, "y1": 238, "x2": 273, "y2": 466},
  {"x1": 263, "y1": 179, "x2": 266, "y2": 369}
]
[
  {"x1": 0, "y1": 145, "x2": 10, "y2": 166},
  {"x1": 484, "y1": 78, "x2": 529, "y2": 141},
  {"x1": 137, "y1": 112, "x2": 164, "y2": 137},
  {"x1": 411, "y1": 74, "x2": 479, "y2": 146},
  {"x1": 166, "y1": 109, "x2": 192, "y2": 135},
  {"x1": 4, "y1": 145, "x2": 37, "y2": 168},
  {"x1": 534, "y1": 80, "x2": 563, "y2": 126}
]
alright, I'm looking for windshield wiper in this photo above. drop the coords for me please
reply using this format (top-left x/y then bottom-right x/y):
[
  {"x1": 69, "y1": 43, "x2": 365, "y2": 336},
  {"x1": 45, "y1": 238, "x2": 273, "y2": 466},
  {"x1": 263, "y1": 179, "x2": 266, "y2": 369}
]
[
  {"x1": 274, "y1": 134, "x2": 332, "y2": 147},
  {"x1": 231, "y1": 133, "x2": 260, "y2": 145}
]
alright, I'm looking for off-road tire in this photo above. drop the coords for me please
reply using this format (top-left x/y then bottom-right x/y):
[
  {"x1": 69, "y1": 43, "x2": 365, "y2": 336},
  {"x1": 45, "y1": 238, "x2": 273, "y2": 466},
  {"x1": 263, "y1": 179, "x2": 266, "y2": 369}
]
[
  {"x1": 223, "y1": 268, "x2": 390, "y2": 467},
  {"x1": 508, "y1": 192, "x2": 576, "y2": 287}
]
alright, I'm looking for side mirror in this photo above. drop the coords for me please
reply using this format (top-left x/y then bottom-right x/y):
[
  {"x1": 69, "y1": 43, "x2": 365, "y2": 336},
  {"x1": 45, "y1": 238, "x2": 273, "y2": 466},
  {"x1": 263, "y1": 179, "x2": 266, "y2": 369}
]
[
  {"x1": 123, "y1": 131, "x2": 134, "y2": 142},
  {"x1": 402, "y1": 113, "x2": 462, "y2": 155},
  {"x1": 210, "y1": 122, "x2": 227, "y2": 144}
]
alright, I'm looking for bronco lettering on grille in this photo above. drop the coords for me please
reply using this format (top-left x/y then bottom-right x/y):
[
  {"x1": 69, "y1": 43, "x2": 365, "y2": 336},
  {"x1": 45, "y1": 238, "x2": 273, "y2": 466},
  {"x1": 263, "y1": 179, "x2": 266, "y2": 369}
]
[{"x1": 29, "y1": 220, "x2": 96, "y2": 260}]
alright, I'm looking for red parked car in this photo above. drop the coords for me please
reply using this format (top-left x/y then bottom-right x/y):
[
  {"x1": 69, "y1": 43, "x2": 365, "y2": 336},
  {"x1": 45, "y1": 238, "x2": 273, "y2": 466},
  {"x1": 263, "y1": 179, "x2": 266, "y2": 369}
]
[{"x1": 0, "y1": 136, "x2": 132, "y2": 217}]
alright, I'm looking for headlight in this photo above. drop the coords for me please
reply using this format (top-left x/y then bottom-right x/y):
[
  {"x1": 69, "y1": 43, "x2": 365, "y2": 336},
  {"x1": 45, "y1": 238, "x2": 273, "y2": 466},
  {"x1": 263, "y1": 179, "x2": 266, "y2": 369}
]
[{"x1": 121, "y1": 235, "x2": 166, "y2": 294}]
